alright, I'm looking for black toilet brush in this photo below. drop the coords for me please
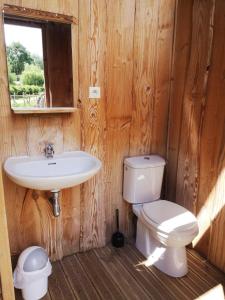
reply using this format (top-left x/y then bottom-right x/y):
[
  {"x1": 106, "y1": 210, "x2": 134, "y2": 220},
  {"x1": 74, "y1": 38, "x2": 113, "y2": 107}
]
[{"x1": 111, "y1": 209, "x2": 124, "y2": 248}]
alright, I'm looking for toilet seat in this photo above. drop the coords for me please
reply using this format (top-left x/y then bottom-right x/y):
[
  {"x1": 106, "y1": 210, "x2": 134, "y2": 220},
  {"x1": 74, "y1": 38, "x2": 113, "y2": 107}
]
[
  {"x1": 142, "y1": 200, "x2": 198, "y2": 233},
  {"x1": 140, "y1": 200, "x2": 199, "y2": 247}
]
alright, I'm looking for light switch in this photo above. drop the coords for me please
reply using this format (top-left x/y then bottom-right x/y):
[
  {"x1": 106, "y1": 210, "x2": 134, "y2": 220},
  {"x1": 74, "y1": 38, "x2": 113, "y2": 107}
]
[{"x1": 89, "y1": 86, "x2": 101, "y2": 99}]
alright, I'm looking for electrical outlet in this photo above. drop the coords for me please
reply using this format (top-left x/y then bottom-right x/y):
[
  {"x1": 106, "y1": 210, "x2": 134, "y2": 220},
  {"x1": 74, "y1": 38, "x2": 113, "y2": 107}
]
[{"x1": 89, "y1": 86, "x2": 101, "y2": 99}]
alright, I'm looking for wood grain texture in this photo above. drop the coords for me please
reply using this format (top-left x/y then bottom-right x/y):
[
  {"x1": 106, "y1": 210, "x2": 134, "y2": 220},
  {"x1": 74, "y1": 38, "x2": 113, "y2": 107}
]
[
  {"x1": 44, "y1": 22, "x2": 74, "y2": 107},
  {"x1": 130, "y1": 0, "x2": 175, "y2": 157},
  {"x1": 14, "y1": 244, "x2": 225, "y2": 300},
  {"x1": 20, "y1": 190, "x2": 64, "y2": 260},
  {"x1": 61, "y1": 254, "x2": 100, "y2": 299},
  {"x1": 3, "y1": 0, "x2": 77, "y2": 16},
  {"x1": 166, "y1": 0, "x2": 193, "y2": 202},
  {"x1": 104, "y1": 0, "x2": 135, "y2": 241},
  {"x1": 0, "y1": 171, "x2": 15, "y2": 300},
  {"x1": 77, "y1": 250, "x2": 124, "y2": 299},
  {"x1": 3, "y1": 4, "x2": 77, "y2": 24},
  {"x1": 167, "y1": 0, "x2": 225, "y2": 272},
  {"x1": 48, "y1": 261, "x2": 76, "y2": 300},
  {"x1": 201, "y1": 0, "x2": 225, "y2": 270},
  {"x1": 94, "y1": 247, "x2": 151, "y2": 300},
  {"x1": 79, "y1": 0, "x2": 107, "y2": 251},
  {"x1": 129, "y1": 0, "x2": 159, "y2": 156},
  {"x1": 0, "y1": 0, "x2": 80, "y2": 261},
  {"x1": 12, "y1": 107, "x2": 77, "y2": 113},
  {"x1": 0, "y1": 0, "x2": 176, "y2": 262},
  {"x1": 1, "y1": 0, "x2": 224, "y2": 279},
  {"x1": 176, "y1": 0, "x2": 213, "y2": 212},
  {"x1": 150, "y1": 0, "x2": 176, "y2": 156}
]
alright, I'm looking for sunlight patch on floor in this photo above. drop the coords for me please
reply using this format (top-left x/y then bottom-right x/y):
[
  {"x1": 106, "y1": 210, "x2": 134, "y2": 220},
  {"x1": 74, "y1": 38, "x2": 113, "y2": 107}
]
[
  {"x1": 135, "y1": 247, "x2": 166, "y2": 267},
  {"x1": 195, "y1": 284, "x2": 224, "y2": 300}
]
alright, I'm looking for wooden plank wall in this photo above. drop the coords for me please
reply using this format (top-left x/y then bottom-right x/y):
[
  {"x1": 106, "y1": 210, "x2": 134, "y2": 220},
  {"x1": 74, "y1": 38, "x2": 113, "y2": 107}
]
[
  {"x1": 79, "y1": 0, "x2": 176, "y2": 250},
  {"x1": 1, "y1": 0, "x2": 225, "y2": 274},
  {"x1": 0, "y1": 0, "x2": 176, "y2": 260},
  {"x1": 0, "y1": 0, "x2": 81, "y2": 261},
  {"x1": 0, "y1": 171, "x2": 15, "y2": 300},
  {"x1": 167, "y1": 0, "x2": 225, "y2": 272},
  {"x1": 44, "y1": 22, "x2": 74, "y2": 107}
]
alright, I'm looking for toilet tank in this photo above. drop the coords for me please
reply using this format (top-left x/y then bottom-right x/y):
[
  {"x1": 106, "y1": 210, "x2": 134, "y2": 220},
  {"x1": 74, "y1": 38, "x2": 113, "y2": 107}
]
[{"x1": 123, "y1": 155, "x2": 166, "y2": 204}]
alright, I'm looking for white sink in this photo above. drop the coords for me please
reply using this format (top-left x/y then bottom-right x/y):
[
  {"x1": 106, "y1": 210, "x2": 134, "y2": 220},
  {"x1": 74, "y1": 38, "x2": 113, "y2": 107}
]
[{"x1": 4, "y1": 151, "x2": 102, "y2": 191}]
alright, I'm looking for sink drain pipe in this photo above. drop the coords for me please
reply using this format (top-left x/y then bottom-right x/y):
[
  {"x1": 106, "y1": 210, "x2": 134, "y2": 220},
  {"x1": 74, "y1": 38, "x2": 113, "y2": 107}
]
[{"x1": 49, "y1": 190, "x2": 61, "y2": 217}]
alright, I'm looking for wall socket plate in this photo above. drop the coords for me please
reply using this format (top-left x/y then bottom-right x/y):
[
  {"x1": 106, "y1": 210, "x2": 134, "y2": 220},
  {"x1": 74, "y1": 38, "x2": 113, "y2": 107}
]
[{"x1": 89, "y1": 86, "x2": 101, "y2": 99}]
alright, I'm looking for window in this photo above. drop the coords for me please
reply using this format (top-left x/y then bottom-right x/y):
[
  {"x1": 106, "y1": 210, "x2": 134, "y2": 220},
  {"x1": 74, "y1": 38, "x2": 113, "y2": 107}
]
[
  {"x1": 5, "y1": 23, "x2": 46, "y2": 108},
  {"x1": 3, "y1": 5, "x2": 75, "y2": 112}
]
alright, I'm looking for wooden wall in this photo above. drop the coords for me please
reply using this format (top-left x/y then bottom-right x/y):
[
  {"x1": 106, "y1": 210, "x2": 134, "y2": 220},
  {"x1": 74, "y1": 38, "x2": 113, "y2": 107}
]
[
  {"x1": 1, "y1": 0, "x2": 225, "y2": 274},
  {"x1": 0, "y1": 0, "x2": 80, "y2": 261},
  {"x1": 44, "y1": 22, "x2": 74, "y2": 107},
  {"x1": 0, "y1": 0, "x2": 176, "y2": 260},
  {"x1": 167, "y1": 0, "x2": 225, "y2": 272}
]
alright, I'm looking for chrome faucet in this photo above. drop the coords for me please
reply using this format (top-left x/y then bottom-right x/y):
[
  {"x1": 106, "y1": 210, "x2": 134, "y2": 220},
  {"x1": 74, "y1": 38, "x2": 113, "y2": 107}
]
[{"x1": 44, "y1": 143, "x2": 54, "y2": 159}]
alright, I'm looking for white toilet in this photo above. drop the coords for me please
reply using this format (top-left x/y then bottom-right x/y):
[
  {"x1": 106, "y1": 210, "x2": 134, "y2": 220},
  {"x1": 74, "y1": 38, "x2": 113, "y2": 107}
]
[{"x1": 123, "y1": 155, "x2": 199, "y2": 277}]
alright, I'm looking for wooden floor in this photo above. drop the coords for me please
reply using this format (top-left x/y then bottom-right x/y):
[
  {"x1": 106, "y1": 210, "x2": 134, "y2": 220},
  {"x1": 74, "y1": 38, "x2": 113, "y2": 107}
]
[{"x1": 14, "y1": 243, "x2": 225, "y2": 300}]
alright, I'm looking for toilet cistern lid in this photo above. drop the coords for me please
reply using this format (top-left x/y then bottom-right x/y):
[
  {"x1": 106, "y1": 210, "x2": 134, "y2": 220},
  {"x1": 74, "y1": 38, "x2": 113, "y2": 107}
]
[
  {"x1": 142, "y1": 200, "x2": 198, "y2": 233},
  {"x1": 124, "y1": 155, "x2": 166, "y2": 169}
]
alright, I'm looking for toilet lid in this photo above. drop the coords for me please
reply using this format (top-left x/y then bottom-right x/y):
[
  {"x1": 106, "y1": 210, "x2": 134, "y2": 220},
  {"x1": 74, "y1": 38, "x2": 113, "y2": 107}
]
[{"x1": 142, "y1": 200, "x2": 198, "y2": 233}]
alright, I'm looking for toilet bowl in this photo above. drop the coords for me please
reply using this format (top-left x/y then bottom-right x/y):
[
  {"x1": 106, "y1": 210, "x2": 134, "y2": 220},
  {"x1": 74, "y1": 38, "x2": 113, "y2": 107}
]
[
  {"x1": 133, "y1": 200, "x2": 198, "y2": 277},
  {"x1": 123, "y1": 155, "x2": 199, "y2": 277}
]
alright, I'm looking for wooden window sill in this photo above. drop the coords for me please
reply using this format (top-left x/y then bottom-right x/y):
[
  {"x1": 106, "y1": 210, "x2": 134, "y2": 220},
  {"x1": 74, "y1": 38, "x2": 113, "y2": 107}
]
[{"x1": 12, "y1": 107, "x2": 78, "y2": 114}]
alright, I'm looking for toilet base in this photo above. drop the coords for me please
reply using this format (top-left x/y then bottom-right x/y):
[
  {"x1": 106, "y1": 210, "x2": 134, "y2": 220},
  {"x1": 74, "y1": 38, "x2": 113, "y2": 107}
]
[{"x1": 136, "y1": 220, "x2": 188, "y2": 277}]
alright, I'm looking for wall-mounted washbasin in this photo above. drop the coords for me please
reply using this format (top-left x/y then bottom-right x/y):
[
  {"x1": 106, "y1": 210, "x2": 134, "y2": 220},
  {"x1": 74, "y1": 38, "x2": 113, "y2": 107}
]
[
  {"x1": 4, "y1": 151, "x2": 101, "y2": 217},
  {"x1": 4, "y1": 151, "x2": 101, "y2": 191}
]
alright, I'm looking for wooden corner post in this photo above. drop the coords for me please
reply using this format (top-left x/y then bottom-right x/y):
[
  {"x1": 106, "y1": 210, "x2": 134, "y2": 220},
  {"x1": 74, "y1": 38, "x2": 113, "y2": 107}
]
[{"x1": 0, "y1": 170, "x2": 15, "y2": 300}]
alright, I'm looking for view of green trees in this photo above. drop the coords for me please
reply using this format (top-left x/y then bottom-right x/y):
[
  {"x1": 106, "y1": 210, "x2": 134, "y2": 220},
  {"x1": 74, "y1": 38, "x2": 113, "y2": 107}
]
[
  {"x1": 7, "y1": 42, "x2": 33, "y2": 75},
  {"x1": 7, "y1": 42, "x2": 45, "y2": 107}
]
